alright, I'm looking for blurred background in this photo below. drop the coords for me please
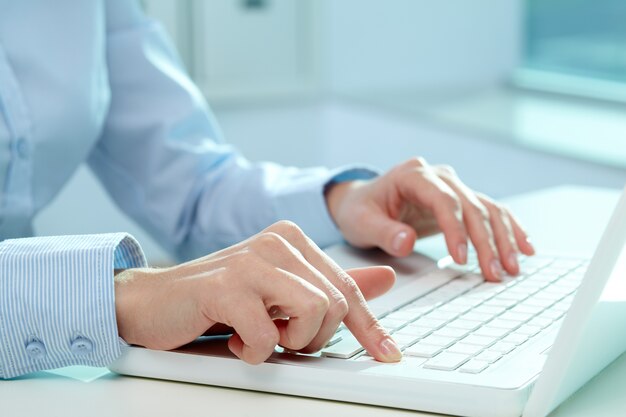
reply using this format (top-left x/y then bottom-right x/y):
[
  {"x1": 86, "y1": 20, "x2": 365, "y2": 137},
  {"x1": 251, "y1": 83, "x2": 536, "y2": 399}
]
[{"x1": 35, "y1": 0, "x2": 626, "y2": 264}]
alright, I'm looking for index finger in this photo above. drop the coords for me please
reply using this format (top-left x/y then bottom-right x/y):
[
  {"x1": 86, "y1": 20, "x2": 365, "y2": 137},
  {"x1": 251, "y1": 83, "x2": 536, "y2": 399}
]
[
  {"x1": 396, "y1": 169, "x2": 469, "y2": 265},
  {"x1": 263, "y1": 221, "x2": 402, "y2": 362}
]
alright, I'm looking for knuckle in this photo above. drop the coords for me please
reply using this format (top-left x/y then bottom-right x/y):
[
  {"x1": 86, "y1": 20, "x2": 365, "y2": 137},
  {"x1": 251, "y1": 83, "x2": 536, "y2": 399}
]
[
  {"x1": 253, "y1": 329, "x2": 280, "y2": 350},
  {"x1": 272, "y1": 220, "x2": 306, "y2": 242},
  {"x1": 337, "y1": 274, "x2": 361, "y2": 298},
  {"x1": 496, "y1": 203, "x2": 510, "y2": 218},
  {"x1": 254, "y1": 231, "x2": 289, "y2": 252},
  {"x1": 328, "y1": 296, "x2": 349, "y2": 321},
  {"x1": 304, "y1": 292, "x2": 330, "y2": 316},
  {"x1": 407, "y1": 156, "x2": 428, "y2": 168},
  {"x1": 436, "y1": 164, "x2": 456, "y2": 177},
  {"x1": 470, "y1": 202, "x2": 490, "y2": 222}
]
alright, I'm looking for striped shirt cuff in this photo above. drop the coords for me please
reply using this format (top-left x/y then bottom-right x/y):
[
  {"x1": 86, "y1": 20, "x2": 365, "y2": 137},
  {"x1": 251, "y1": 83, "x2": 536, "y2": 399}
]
[{"x1": 0, "y1": 233, "x2": 146, "y2": 379}]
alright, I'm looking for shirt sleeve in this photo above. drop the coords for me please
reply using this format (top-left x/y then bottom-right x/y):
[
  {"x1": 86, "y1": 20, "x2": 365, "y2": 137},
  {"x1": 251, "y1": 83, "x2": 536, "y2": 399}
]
[
  {"x1": 90, "y1": 0, "x2": 378, "y2": 262},
  {"x1": 0, "y1": 233, "x2": 146, "y2": 379}
]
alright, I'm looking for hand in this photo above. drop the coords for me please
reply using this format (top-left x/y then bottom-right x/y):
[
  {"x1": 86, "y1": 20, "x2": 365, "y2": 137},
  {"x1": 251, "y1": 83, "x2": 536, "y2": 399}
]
[
  {"x1": 325, "y1": 158, "x2": 535, "y2": 282},
  {"x1": 114, "y1": 221, "x2": 400, "y2": 364}
]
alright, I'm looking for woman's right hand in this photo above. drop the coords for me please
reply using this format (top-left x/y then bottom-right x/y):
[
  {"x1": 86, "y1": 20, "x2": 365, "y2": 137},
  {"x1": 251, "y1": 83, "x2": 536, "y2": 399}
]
[{"x1": 114, "y1": 220, "x2": 401, "y2": 365}]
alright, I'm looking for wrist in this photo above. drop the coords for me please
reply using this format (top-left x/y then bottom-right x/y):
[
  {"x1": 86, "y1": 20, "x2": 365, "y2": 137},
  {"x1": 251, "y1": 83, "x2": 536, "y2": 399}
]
[
  {"x1": 325, "y1": 180, "x2": 359, "y2": 226},
  {"x1": 114, "y1": 268, "x2": 153, "y2": 345}
]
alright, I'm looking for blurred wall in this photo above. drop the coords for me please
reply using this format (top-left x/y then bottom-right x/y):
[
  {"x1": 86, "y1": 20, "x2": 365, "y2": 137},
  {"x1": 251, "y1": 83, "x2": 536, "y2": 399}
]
[{"x1": 321, "y1": 0, "x2": 522, "y2": 94}]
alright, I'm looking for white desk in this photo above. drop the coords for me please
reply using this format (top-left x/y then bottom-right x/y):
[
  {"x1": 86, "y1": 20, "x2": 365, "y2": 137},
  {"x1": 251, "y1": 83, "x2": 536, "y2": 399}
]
[{"x1": 3, "y1": 186, "x2": 625, "y2": 417}]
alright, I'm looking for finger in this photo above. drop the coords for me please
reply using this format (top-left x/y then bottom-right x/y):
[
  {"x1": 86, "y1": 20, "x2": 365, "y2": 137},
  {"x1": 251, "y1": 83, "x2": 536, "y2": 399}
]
[
  {"x1": 506, "y1": 210, "x2": 535, "y2": 256},
  {"x1": 347, "y1": 266, "x2": 396, "y2": 301},
  {"x1": 225, "y1": 297, "x2": 279, "y2": 365},
  {"x1": 253, "y1": 266, "x2": 330, "y2": 351},
  {"x1": 354, "y1": 206, "x2": 417, "y2": 257},
  {"x1": 398, "y1": 170, "x2": 469, "y2": 264},
  {"x1": 249, "y1": 231, "x2": 348, "y2": 353},
  {"x1": 481, "y1": 199, "x2": 520, "y2": 275},
  {"x1": 435, "y1": 172, "x2": 502, "y2": 282},
  {"x1": 262, "y1": 221, "x2": 402, "y2": 362}
]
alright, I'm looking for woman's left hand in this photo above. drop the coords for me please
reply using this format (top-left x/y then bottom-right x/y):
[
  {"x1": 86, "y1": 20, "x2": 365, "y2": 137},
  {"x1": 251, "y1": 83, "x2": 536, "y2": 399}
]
[{"x1": 325, "y1": 157, "x2": 535, "y2": 282}]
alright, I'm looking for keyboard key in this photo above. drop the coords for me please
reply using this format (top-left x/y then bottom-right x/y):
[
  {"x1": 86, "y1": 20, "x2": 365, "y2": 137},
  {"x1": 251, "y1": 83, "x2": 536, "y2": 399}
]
[
  {"x1": 528, "y1": 317, "x2": 553, "y2": 329},
  {"x1": 474, "y1": 326, "x2": 510, "y2": 339},
  {"x1": 438, "y1": 303, "x2": 472, "y2": 314},
  {"x1": 512, "y1": 303, "x2": 544, "y2": 314},
  {"x1": 379, "y1": 318, "x2": 407, "y2": 331},
  {"x1": 468, "y1": 282, "x2": 504, "y2": 297},
  {"x1": 462, "y1": 312, "x2": 493, "y2": 323},
  {"x1": 398, "y1": 325, "x2": 432, "y2": 338},
  {"x1": 499, "y1": 311, "x2": 534, "y2": 323},
  {"x1": 502, "y1": 333, "x2": 528, "y2": 346},
  {"x1": 475, "y1": 350, "x2": 502, "y2": 364},
  {"x1": 461, "y1": 334, "x2": 497, "y2": 347},
  {"x1": 472, "y1": 305, "x2": 506, "y2": 316},
  {"x1": 488, "y1": 318, "x2": 522, "y2": 330},
  {"x1": 522, "y1": 298, "x2": 555, "y2": 309},
  {"x1": 423, "y1": 352, "x2": 470, "y2": 371},
  {"x1": 515, "y1": 324, "x2": 542, "y2": 337},
  {"x1": 550, "y1": 259, "x2": 582, "y2": 270},
  {"x1": 539, "y1": 309, "x2": 565, "y2": 320},
  {"x1": 321, "y1": 332, "x2": 363, "y2": 358},
  {"x1": 433, "y1": 326, "x2": 471, "y2": 339},
  {"x1": 392, "y1": 333, "x2": 418, "y2": 347},
  {"x1": 447, "y1": 342, "x2": 483, "y2": 356},
  {"x1": 496, "y1": 290, "x2": 529, "y2": 302},
  {"x1": 490, "y1": 341, "x2": 517, "y2": 354},
  {"x1": 423, "y1": 310, "x2": 459, "y2": 322},
  {"x1": 413, "y1": 317, "x2": 447, "y2": 330},
  {"x1": 482, "y1": 298, "x2": 517, "y2": 309},
  {"x1": 459, "y1": 359, "x2": 490, "y2": 374},
  {"x1": 384, "y1": 310, "x2": 419, "y2": 322},
  {"x1": 447, "y1": 319, "x2": 482, "y2": 331},
  {"x1": 420, "y1": 335, "x2": 457, "y2": 348},
  {"x1": 451, "y1": 273, "x2": 484, "y2": 286},
  {"x1": 404, "y1": 343, "x2": 443, "y2": 358},
  {"x1": 446, "y1": 297, "x2": 482, "y2": 308}
]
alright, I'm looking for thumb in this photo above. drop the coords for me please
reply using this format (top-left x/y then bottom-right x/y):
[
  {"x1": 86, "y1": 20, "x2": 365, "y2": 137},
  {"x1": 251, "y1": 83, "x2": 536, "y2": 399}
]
[
  {"x1": 360, "y1": 209, "x2": 417, "y2": 257},
  {"x1": 347, "y1": 266, "x2": 396, "y2": 301}
]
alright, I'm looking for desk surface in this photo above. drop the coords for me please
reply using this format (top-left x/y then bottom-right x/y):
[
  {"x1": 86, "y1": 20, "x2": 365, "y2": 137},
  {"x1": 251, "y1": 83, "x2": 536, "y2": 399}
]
[{"x1": 3, "y1": 186, "x2": 625, "y2": 417}]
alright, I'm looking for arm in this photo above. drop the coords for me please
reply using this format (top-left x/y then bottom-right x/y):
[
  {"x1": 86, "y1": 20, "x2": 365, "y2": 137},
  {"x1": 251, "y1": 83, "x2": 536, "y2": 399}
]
[{"x1": 91, "y1": 0, "x2": 368, "y2": 262}]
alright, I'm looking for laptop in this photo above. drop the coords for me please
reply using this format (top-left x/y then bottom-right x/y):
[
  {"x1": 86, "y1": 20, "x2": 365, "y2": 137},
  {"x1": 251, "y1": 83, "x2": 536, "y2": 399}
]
[{"x1": 109, "y1": 186, "x2": 626, "y2": 417}]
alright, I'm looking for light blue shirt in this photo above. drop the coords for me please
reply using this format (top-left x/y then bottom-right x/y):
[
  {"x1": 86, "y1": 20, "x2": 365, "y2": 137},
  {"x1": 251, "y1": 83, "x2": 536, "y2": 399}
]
[{"x1": 0, "y1": 0, "x2": 375, "y2": 378}]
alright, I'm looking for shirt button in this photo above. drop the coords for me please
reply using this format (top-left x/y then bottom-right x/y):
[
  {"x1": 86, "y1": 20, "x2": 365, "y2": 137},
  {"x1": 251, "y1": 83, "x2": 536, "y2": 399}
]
[
  {"x1": 70, "y1": 337, "x2": 94, "y2": 355},
  {"x1": 16, "y1": 137, "x2": 30, "y2": 159},
  {"x1": 26, "y1": 341, "x2": 47, "y2": 360}
]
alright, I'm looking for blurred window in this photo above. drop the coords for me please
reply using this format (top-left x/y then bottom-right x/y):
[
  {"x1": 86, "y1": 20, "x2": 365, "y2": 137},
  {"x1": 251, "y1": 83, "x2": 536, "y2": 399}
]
[{"x1": 524, "y1": 0, "x2": 626, "y2": 84}]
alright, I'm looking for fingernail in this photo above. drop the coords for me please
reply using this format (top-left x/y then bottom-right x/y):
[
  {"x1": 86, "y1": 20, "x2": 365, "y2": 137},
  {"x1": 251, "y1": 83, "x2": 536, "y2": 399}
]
[
  {"x1": 457, "y1": 243, "x2": 468, "y2": 264},
  {"x1": 508, "y1": 252, "x2": 519, "y2": 271},
  {"x1": 490, "y1": 259, "x2": 504, "y2": 281},
  {"x1": 525, "y1": 237, "x2": 536, "y2": 255},
  {"x1": 380, "y1": 337, "x2": 402, "y2": 362},
  {"x1": 392, "y1": 231, "x2": 408, "y2": 253}
]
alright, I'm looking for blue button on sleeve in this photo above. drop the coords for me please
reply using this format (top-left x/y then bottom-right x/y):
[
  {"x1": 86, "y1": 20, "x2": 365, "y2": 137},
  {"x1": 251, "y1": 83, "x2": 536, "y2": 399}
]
[{"x1": 0, "y1": 233, "x2": 146, "y2": 379}]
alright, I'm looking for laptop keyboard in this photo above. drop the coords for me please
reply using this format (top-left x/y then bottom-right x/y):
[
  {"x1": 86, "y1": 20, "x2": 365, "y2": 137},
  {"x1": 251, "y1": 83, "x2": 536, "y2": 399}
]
[{"x1": 319, "y1": 254, "x2": 587, "y2": 374}]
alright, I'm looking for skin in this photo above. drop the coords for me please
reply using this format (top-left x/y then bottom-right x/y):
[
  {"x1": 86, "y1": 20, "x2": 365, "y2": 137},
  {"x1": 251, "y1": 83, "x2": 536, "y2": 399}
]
[{"x1": 115, "y1": 157, "x2": 535, "y2": 365}]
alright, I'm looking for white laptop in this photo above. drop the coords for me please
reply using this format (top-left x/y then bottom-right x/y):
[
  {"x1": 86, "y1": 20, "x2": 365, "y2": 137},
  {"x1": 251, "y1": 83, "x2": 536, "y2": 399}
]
[{"x1": 109, "y1": 187, "x2": 626, "y2": 417}]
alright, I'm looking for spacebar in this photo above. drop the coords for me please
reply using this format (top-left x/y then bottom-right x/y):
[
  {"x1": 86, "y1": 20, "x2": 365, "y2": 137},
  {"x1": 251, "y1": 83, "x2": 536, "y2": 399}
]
[{"x1": 321, "y1": 331, "x2": 363, "y2": 359}]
